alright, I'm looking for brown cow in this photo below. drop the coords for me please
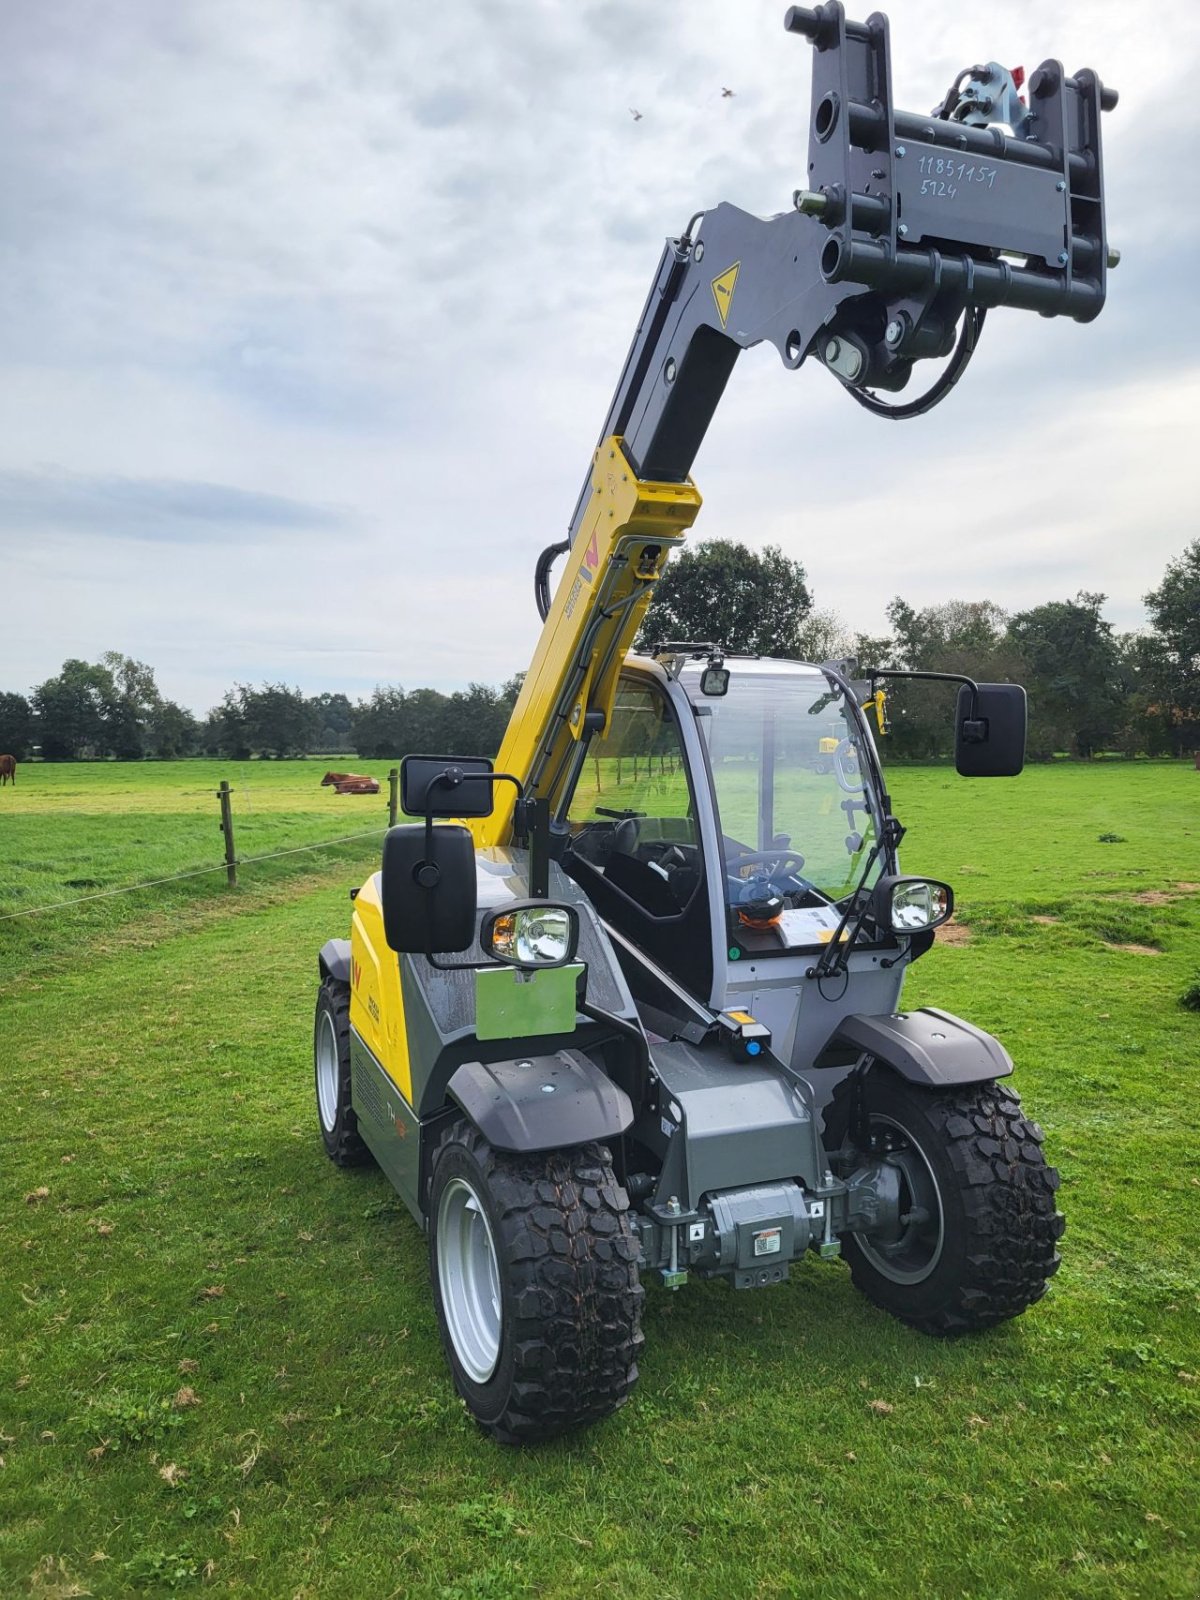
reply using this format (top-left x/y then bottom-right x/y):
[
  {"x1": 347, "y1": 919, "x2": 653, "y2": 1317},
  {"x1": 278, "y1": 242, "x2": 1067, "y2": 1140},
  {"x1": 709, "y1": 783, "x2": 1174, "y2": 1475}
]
[
  {"x1": 322, "y1": 770, "x2": 377, "y2": 791},
  {"x1": 0, "y1": 754, "x2": 15, "y2": 786}
]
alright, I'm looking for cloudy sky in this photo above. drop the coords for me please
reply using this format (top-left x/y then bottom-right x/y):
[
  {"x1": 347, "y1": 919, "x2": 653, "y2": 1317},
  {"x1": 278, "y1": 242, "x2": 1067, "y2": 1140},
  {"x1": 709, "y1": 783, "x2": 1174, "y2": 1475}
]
[{"x1": 2, "y1": 0, "x2": 1197, "y2": 715}]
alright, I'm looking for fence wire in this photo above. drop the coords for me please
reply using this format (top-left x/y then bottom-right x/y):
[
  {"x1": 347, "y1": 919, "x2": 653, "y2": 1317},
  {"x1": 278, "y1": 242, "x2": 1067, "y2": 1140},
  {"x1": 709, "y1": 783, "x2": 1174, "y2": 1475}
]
[{"x1": 0, "y1": 828, "x2": 386, "y2": 924}]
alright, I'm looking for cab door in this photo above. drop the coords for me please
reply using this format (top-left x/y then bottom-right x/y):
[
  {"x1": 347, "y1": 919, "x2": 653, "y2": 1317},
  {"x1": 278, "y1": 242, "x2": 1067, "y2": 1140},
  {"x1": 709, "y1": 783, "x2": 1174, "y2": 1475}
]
[{"x1": 562, "y1": 670, "x2": 716, "y2": 1001}]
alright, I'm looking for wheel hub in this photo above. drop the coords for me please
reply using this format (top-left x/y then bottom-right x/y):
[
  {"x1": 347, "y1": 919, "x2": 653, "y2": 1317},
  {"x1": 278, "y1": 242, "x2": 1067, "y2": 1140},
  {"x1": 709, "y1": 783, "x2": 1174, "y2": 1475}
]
[
  {"x1": 437, "y1": 1176, "x2": 502, "y2": 1384},
  {"x1": 854, "y1": 1113, "x2": 945, "y2": 1284},
  {"x1": 316, "y1": 1011, "x2": 339, "y2": 1134}
]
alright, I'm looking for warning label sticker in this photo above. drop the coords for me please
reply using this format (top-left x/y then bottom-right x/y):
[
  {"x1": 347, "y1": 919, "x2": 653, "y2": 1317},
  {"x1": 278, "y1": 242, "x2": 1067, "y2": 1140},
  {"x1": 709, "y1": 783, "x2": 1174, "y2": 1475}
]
[{"x1": 710, "y1": 262, "x2": 740, "y2": 327}]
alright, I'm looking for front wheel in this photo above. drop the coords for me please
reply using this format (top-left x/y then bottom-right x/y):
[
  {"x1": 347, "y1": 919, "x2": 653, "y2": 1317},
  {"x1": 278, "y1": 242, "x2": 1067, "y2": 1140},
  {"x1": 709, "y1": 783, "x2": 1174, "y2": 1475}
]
[
  {"x1": 825, "y1": 1072, "x2": 1064, "y2": 1334},
  {"x1": 429, "y1": 1121, "x2": 644, "y2": 1444},
  {"x1": 314, "y1": 977, "x2": 372, "y2": 1167}
]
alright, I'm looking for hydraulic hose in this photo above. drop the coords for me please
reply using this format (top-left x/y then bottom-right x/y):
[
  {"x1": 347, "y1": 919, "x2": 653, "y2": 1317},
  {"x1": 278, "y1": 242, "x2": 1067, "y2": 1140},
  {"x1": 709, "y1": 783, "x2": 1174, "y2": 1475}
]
[{"x1": 535, "y1": 539, "x2": 570, "y2": 621}]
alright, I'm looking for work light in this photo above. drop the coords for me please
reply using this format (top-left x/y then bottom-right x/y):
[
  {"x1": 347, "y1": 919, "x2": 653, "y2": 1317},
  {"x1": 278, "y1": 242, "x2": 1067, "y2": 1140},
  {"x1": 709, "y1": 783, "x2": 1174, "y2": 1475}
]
[
  {"x1": 871, "y1": 875, "x2": 955, "y2": 933},
  {"x1": 481, "y1": 903, "x2": 579, "y2": 969}
]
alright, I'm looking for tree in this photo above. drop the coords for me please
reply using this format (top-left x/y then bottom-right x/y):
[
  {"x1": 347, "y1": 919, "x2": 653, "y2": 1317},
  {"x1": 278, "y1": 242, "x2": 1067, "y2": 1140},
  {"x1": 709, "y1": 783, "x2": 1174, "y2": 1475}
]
[
  {"x1": 352, "y1": 687, "x2": 408, "y2": 760},
  {"x1": 204, "y1": 691, "x2": 250, "y2": 759},
  {"x1": 878, "y1": 598, "x2": 1022, "y2": 760},
  {"x1": 0, "y1": 692, "x2": 34, "y2": 759},
  {"x1": 31, "y1": 658, "x2": 117, "y2": 759},
  {"x1": 99, "y1": 651, "x2": 165, "y2": 759},
  {"x1": 310, "y1": 692, "x2": 354, "y2": 753},
  {"x1": 239, "y1": 684, "x2": 317, "y2": 758},
  {"x1": 637, "y1": 540, "x2": 812, "y2": 657},
  {"x1": 1007, "y1": 592, "x2": 1125, "y2": 759},
  {"x1": 793, "y1": 608, "x2": 855, "y2": 665},
  {"x1": 146, "y1": 700, "x2": 199, "y2": 758},
  {"x1": 1143, "y1": 538, "x2": 1200, "y2": 755}
]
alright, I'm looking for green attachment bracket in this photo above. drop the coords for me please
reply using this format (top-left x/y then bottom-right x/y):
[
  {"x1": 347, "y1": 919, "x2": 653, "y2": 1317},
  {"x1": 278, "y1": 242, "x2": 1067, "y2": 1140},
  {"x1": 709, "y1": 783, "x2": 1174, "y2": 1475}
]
[
  {"x1": 474, "y1": 962, "x2": 583, "y2": 1042},
  {"x1": 660, "y1": 1269, "x2": 688, "y2": 1291},
  {"x1": 819, "y1": 1239, "x2": 843, "y2": 1260}
]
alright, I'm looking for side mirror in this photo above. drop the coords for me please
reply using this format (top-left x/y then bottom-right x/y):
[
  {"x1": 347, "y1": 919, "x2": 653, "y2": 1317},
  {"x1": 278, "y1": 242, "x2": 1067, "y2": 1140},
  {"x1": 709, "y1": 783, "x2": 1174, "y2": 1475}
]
[
  {"x1": 872, "y1": 874, "x2": 954, "y2": 933},
  {"x1": 381, "y1": 823, "x2": 477, "y2": 953},
  {"x1": 955, "y1": 684, "x2": 1026, "y2": 777},
  {"x1": 400, "y1": 754, "x2": 495, "y2": 818}
]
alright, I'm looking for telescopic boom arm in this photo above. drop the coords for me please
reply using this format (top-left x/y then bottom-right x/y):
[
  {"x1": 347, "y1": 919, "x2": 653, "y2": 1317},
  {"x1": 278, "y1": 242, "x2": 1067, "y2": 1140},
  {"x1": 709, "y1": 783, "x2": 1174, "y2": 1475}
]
[{"x1": 475, "y1": 2, "x2": 1116, "y2": 847}]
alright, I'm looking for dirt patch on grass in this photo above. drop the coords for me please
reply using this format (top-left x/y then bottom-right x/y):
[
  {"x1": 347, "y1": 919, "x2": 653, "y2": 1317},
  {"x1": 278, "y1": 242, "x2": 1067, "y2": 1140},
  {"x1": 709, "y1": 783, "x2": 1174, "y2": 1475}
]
[
  {"x1": 937, "y1": 919, "x2": 972, "y2": 945},
  {"x1": 1106, "y1": 942, "x2": 1162, "y2": 957},
  {"x1": 1031, "y1": 914, "x2": 1060, "y2": 925},
  {"x1": 1174, "y1": 882, "x2": 1199, "y2": 893},
  {"x1": 1125, "y1": 889, "x2": 1184, "y2": 906}
]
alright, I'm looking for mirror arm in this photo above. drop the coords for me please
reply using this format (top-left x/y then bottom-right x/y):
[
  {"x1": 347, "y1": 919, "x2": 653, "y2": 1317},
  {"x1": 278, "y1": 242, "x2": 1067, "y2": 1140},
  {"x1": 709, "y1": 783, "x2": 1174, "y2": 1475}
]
[
  {"x1": 411, "y1": 768, "x2": 528, "y2": 968},
  {"x1": 861, "y1": 666, "x2": 983, "y2": 731}
]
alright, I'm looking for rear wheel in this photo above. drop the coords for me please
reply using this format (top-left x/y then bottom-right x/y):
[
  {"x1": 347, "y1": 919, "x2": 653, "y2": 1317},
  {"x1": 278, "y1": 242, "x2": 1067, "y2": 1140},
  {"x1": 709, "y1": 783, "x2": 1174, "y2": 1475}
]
[
  {"x1": 429, "y1": 1121, "x2": 644, "y2": 1444},
  {"x1": 826, "y1": 1072, "x2": 1064, "y2": 1334},
  {"x1": 314, "y1": 976, "x2": 371, "y2": 1167}
]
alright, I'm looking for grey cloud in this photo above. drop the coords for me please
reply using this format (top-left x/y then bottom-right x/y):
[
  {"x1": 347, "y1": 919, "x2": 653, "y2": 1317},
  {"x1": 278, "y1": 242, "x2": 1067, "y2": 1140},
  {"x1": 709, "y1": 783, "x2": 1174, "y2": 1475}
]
[{"x1": 0, "y1": 471, "x2": 349, "y2": 541}]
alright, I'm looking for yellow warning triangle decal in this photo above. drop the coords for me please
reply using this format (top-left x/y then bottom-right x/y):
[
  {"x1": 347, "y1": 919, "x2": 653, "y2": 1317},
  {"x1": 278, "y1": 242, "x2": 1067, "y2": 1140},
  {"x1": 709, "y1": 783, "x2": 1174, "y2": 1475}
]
[{"x1": 710, "y1": 262, "x2": 740, "y2": 327}]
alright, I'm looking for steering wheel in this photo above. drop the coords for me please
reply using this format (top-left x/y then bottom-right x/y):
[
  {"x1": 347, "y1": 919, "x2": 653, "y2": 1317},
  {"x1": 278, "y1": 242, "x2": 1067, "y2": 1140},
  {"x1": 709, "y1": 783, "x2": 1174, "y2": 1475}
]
[{"x1": 729, "y1": 849, "x2": 807, "y2": 875}]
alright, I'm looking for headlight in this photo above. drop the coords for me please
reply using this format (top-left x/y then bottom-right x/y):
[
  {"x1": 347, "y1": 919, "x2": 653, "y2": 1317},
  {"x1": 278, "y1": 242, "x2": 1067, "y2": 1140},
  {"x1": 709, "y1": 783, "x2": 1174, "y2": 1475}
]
[
  {"x1": 871, "y1": 874, "x2": 955, "y2": 933},
  {"x1": 481, "y1": 902, "x2": 579, "y2": 969}
]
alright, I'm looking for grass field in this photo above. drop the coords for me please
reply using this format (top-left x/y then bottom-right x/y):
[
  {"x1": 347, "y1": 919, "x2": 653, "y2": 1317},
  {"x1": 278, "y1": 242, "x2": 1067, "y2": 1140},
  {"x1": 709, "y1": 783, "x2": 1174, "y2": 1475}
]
[
  {"x1": 1, "y1": 760, "x2": 1198, "y2": 1598},
  {"x1": 0, "y1": 760, "x2": 395, "y2": 981}
]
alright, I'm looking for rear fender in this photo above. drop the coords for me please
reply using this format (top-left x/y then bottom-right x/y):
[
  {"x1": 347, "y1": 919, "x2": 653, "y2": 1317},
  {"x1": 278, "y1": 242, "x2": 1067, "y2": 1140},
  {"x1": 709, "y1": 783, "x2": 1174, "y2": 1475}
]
[
  {"x1": 447, "y1": 1049, "x2": 633, "y2": 1154},
  {"x1": 820, "y1": 1007, "x2": 1013, "y2": 1088}
]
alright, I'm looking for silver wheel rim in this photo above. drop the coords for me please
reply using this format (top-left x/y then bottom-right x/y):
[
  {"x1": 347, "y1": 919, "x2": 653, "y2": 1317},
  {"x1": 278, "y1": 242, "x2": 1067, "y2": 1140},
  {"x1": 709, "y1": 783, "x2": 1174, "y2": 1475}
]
[
  {"x1": 854, "y1": 1112, "x2": 946, "y2": 1285},
  {"x1": 437, "y1": 1174, "x2": 502, "y2": 1384},
  {"x1": 316, "y1": 1010, "x2": 339, "y2": 1133}
]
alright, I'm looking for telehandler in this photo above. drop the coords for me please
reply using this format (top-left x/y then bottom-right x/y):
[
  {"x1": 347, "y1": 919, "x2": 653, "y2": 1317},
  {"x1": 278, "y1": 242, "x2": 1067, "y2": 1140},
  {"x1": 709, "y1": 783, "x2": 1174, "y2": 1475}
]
[{"x1": 314, "y1": 5, "x2": 1116, "y2": 1442}]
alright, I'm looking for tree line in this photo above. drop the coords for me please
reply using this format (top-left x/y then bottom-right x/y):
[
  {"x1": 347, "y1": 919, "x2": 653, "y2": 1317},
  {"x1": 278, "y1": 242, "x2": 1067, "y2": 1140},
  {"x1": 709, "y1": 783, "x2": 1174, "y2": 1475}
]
[
  {"x1": 638, "y1": 536, "x2": 1200, "y2": 761},
  {"x1": 2, "y1": 536, "x2": 1196, "y2": 763},
  {"x1": 0, "y1": 657, "x2": 524, "y2": 763}
]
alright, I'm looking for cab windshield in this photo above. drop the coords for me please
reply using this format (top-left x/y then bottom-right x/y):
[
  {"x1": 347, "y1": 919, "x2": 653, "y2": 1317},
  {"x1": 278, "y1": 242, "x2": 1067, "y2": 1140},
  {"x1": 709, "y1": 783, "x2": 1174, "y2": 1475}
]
[{"x1": 684, "y1": 662, "x2": 882, "y2": 919}]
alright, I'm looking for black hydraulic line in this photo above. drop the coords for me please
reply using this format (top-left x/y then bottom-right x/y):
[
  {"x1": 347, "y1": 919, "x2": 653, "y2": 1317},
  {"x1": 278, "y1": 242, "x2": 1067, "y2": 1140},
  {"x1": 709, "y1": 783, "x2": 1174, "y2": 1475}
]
[
  {"x1": 844, "y1": 307, "x2": 986, "y2": 421},
  {"x1": 535, "y1": 539, "x2": 569, "y2": 621}
]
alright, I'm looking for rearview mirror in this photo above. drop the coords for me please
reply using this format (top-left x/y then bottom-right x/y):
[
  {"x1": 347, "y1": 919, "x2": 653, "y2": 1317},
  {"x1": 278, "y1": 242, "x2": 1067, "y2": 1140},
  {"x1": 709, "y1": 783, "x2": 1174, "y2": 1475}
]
[
  {"x1": 955, "y1": 684, "x2": 1026, "y2": 777},
  {"x1": 381, "y1": 823, "x2": 477, "y2": 953},
  {"x1": 400, "y1": 755, "x2": 495, "y2": 818}
]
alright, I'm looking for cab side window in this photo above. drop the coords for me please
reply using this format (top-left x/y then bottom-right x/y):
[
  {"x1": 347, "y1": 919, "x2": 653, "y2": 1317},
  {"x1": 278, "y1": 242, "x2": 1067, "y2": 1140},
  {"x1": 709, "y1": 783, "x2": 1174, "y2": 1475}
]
[{"x1": 566, "y1": 679, "x2": 699, "y2": 919}]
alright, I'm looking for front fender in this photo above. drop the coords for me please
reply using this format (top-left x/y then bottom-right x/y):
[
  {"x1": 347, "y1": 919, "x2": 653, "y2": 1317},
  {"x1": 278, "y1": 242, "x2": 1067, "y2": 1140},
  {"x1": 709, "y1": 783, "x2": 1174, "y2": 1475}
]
[
  {"x1": 318, "y1": 938, "x2": 352, "y2": 986},
  {"x1": 447, "y1": 1049, "x2": 633, "y2": 1154},
  {"x1": 821, "y1": 1007, "x2": 1013, "y2": 1088}
]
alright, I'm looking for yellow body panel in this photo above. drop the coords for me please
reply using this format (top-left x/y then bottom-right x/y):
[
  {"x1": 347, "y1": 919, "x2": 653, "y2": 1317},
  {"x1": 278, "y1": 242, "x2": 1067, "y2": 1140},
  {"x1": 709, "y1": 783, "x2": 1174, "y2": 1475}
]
[
  {"x1": 474, "y1": 436, "x2": 702, "y2": 847},
  {"x1": 349, "y1": 873, "x2": 413, "y2": 1105}
]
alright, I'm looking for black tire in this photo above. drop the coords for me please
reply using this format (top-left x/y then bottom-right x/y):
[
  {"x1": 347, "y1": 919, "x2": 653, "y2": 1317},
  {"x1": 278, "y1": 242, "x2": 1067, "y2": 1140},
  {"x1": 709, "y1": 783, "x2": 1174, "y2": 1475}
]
[
  {"x1": 313, "y1": 976, "x2": 372, "y2": 1167},
  {"x1": 825, "y1": 1072, "x2": 1064, "y2": 1335},
  {"x1": 429, "y1": 1120, "x2": 644, "y2": 1444}
]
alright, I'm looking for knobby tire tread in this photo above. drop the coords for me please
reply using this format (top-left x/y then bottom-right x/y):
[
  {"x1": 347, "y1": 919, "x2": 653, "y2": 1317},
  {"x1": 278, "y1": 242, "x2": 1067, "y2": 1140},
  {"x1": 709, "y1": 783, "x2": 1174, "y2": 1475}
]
[
  {"x1": 434, "y1": 1121, "x2": 644, "y2": 1444},
  {"x1": 829, "y1": 1077, "x2": 1065, "y2": 1335},
  {"x1": 316, "y1": 976, "x2": 372, "y2": 1167}
]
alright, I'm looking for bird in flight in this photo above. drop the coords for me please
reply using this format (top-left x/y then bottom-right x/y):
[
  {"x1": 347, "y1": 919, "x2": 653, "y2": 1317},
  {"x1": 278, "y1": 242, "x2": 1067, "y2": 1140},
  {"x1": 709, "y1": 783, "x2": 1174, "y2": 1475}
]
[
  {"x1": 629, "y1": 107, "x2": 643, "y2": 121},
  {"x1": 721, "y1": 87, "x2": 735, "y2": 97}
]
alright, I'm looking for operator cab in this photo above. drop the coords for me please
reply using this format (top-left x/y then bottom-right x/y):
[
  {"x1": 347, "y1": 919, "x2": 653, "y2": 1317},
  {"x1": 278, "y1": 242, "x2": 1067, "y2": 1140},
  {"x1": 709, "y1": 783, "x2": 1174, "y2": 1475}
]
[{"x1": 560, "y1": 654, "x2": 892, "y2": 1011}]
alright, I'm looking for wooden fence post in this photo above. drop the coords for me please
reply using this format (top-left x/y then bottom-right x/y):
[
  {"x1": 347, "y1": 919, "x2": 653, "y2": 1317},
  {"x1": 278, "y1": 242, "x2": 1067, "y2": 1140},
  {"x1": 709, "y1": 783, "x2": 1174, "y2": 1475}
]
[
  {"x1": 388, "y1": 767, "x2": 399, "y2": 827},
  {"x1": 217, "y1": 780, "x2": 238, "y2": 887}
]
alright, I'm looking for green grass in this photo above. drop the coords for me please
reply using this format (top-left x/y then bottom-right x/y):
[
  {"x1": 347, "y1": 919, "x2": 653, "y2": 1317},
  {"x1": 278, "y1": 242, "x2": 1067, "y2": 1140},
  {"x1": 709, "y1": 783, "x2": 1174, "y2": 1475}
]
[
  {"x1": 1, "y1": 761, "x2": 1198, "y2": 1597},
  {"x1": 0, "y1": 760, "x2": 395, "y2": 983}
]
